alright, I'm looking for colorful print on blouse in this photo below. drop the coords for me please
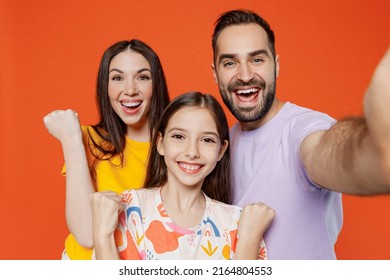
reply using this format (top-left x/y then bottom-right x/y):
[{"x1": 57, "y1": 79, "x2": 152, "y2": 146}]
[{"x1": 114, "y1": 187, "x2": 268, "y2": 260}]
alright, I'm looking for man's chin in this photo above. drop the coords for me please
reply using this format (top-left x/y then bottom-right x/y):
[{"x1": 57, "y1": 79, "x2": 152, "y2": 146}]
[{"x1": 232, "y1": 111, "x2": 260, "y2": 122}]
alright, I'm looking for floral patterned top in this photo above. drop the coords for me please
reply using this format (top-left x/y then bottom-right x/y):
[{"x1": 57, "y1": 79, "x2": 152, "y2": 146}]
[{"x1": 114, "y1": 187, "x2": 268, "y2": 260}]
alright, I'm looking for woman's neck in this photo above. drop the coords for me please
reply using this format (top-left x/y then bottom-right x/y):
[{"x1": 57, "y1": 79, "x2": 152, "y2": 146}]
[{"x1": 126, "y1": 124, "x2": 149, "y2": 142}]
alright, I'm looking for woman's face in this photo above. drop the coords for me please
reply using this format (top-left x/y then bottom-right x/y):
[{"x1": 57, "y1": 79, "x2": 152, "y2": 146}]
[{"x1": 108, "y1": 49, "x2": 153, "y2": 132}]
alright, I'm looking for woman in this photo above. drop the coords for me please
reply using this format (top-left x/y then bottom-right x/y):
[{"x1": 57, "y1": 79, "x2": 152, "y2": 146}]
[{"x1": 43, "y1": 39, "x2": 170, "y2": 259}]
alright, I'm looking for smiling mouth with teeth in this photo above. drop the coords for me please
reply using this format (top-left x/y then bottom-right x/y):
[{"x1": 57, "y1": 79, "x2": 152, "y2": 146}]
[
  {"x1": 178, "y1": 162, "x2": 203, "y2": 174},
  {"x1": 121, "y1": 101, "x2": 142, "y2": 108},
  {"x1": 236, "y1": 88, "x2": 259, "y2": 95},
  {"x1": 234, "y1": 88, "x2": 260, "y2": 103}
]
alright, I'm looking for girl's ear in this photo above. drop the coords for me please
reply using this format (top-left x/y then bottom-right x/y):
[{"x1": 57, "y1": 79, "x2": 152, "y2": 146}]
[
  {"x1": 156, "y1": 132, "x2": 165, "y2": 156},
  {"x1": 217, "y1": 140, "x2": 229, "y2": 161}
]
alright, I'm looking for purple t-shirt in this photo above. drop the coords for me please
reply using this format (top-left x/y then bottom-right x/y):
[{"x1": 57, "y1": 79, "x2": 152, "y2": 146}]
[{"x1": 230, "y1": 102, "x2": 343, "y2": 259}]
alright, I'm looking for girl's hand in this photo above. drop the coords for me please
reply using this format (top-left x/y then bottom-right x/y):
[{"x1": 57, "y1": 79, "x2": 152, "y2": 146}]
[
  {"x1": 239, "y1": 202, "x2": 275, "y2": 244},
  {"x1": 235, "y1": 202, "x2": 275, "y2": 260},
  {"x1": 90, "y1": 191, "x2": 123, "y2": 259},
  {"x1": 90, "y1": 191, "x2": 124, "y2": 240}
]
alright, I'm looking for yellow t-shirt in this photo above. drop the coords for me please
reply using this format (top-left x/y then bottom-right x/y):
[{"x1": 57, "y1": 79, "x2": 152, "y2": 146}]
[{"x1": 63, "y1": 126, "x2": 150, "y2": 260}]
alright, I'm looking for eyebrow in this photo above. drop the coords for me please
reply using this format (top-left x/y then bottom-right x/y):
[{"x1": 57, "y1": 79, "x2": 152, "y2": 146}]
[
  {"x1": 109, "y1": 68, "x2": 151, "y2": 74},
  {"x1": 218, "y1": 49, "x2": 270, "y2": 62},
  {"x1": 167, "y1": 127, "x2": 220, "y2": 138}
]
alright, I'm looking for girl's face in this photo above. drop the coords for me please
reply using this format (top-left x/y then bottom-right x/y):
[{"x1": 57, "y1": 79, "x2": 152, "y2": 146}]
[
  {"x1": 108, "y1": 49, "x2": 153, "y2": 132},
  {"x1": 157, "y1": 106, "x2": 228, "y2": 189}
]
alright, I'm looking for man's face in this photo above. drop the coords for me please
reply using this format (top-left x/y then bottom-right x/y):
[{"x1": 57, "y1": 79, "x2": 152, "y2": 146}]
[{"x1": 212, "y1": 23, "x2": 279, "y2": 124}]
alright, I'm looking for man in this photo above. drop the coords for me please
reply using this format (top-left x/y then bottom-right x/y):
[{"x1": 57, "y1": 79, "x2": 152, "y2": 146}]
[{"x1": 211, "y1": 9, "x2": 390, "y2": 259}]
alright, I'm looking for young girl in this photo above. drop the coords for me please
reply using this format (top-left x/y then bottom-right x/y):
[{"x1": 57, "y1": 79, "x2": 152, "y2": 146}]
[
  {"x1": 43, "y1": 39, "x2": 170, "y2": 259},
  {"x1": 91, "y1": 92, "x2": 275, "y2": 260}
]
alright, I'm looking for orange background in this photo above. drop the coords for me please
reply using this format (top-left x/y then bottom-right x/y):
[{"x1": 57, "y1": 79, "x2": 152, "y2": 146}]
[{"x1": 1, "y1": 0, "x2": 389, "y2": 259}]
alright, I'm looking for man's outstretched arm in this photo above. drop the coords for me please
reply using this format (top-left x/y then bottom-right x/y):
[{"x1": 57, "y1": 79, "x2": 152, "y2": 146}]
[{"x1": 301, "y1": 48, "x2": 390, "y2": 195}]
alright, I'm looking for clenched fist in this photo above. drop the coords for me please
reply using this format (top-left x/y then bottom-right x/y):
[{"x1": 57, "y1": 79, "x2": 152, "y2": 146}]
[{"x1": 43, "y1": 109, "x2": 82, "y2": 144}]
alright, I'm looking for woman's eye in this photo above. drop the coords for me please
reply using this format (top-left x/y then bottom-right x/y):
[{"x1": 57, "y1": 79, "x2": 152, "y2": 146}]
[
  {"x1": 138, "y1": 75, "x2": 151, "y2": 81},
  {"x1": 111, "y1": 76, "x2": 123, "y2": 81}
]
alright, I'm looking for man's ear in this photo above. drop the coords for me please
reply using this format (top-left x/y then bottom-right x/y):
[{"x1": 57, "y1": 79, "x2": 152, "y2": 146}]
[
  {"x1": 217, "y1": 140, "x2": 229, "y2": 161},
  {"x1": 156, "y1": 132, "x2": 165, "y2": 156},
  {"x1": 275, "y1": 54, "x2": 280, "y2": 77},
  {"x1": 211, "y1": 63, "x2": 218, "y2": 84}
]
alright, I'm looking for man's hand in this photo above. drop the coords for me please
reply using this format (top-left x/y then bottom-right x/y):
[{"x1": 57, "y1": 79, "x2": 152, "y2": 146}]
[{"x1": 364, "y1": 48, "x2": 390, "y2": 156}]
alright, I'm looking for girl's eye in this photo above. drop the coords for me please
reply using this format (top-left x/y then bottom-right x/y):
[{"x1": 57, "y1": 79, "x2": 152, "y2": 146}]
[
  {"x1": 172, "y1": 134, "x2": 184, "y2": 140},
  {"x1": 203, "y1": 137, "x2": 217, "y2": 143}
]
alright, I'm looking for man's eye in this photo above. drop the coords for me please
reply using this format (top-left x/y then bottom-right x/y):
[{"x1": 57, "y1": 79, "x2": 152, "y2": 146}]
[
  {"x1": 252, "y1": 57, "x2": 264, "y2": 64},
  {"x1": 223, "y1": 61, "x2": 235, "y2": 67}
]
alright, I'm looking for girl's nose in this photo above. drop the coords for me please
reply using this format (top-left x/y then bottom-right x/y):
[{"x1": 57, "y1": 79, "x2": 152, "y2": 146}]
[{"x1": 185, "y1": 141, "x2": 200, "y2": 159}]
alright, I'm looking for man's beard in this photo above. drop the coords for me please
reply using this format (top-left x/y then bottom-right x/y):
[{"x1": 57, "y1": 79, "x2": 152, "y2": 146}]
[{"x1": 220, "y1": 75, "x2": 276, "y2": 123}]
